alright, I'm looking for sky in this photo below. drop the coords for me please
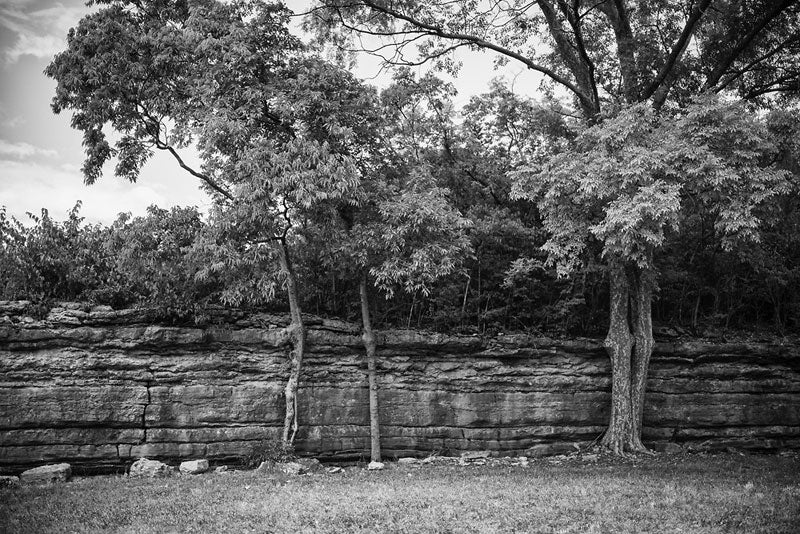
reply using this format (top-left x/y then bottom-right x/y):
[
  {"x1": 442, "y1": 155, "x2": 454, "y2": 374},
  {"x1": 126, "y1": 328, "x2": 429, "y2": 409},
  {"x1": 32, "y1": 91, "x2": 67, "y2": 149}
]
[{"x1": 0, "y1": 0, "x2": 541, "y2": 226}]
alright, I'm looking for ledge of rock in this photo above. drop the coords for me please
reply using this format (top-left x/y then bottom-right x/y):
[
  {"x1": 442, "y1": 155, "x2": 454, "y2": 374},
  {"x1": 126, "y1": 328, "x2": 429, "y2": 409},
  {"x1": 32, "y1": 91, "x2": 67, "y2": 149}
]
[{"x1": 0, "y1": 301, "x2": 798, "y2": 472}]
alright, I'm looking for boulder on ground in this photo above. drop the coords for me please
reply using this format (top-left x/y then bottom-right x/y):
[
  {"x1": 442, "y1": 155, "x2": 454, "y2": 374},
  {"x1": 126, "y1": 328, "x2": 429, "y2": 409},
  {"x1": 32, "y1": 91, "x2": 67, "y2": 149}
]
[
  {"x1": 256, "y1": 461, "x2": 273, "y2": 473},
  {"x1": 179, "y1": 459, "x2": 209, "y2": 475},
  {"x1": 398, "y1": 457, "x2": 417, "y2": 465},
  {"x1": 129, "y1": 458, "x2": 171, "y2": 478},
  {"x1": 20, "y1": 463, "x2": 71, "y2": 484},
  {"x1": 215, "y1": 466, "x2": 229, "y2": 474},
  {"x1": 367, "y1": 461, "x2": 385, "y2": 471}
]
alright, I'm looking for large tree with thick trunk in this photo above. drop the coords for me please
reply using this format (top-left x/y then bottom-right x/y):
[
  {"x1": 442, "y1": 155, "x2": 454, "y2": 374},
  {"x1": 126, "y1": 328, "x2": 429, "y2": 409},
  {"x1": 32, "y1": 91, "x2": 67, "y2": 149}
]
[
  {"x1": 308, "y1": 0, "x2": 800, "y2": 452},
  {"x1": 512, "y1": 99, "x2": 789, "y2": 452}
]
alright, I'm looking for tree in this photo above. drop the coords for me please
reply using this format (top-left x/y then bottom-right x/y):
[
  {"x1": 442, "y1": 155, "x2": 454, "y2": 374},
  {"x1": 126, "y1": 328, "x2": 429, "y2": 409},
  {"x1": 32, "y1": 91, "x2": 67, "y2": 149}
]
[
  {"x1": 307, "y1": 0, "x2": 800, "y2": 452},
  {"x1": 47, "y1": 0, "x2": 368, "y2": 447},
  {"x1": 307, "y1": 75, "x2": 472, "y2": 460},
  {"x1": 329, "y1": 166, "x2": 471, "y2": 462},
  {"x1": 512, "y1": 97, "x2": 788, "y2": 452}
]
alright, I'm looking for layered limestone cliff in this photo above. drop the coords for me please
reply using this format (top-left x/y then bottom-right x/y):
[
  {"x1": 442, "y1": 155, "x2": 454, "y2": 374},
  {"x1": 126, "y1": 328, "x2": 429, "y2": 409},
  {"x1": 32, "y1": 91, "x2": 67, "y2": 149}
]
[{"x1": 1, "y1": 301, "x2": 798, "y2": 472}]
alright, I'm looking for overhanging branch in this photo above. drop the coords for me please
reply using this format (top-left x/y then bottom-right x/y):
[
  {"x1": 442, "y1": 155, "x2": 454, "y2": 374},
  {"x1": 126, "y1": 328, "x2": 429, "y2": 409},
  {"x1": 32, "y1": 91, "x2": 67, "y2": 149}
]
[
  {"x1": 703, "y1": 0, "x2": 798, "y2": 91},
  {"x1": 333, "y1": 0, "x2": 595, "y2": 112},
  {"x1": 641, "y1": 0, "x2": 713, "y2": 101}
]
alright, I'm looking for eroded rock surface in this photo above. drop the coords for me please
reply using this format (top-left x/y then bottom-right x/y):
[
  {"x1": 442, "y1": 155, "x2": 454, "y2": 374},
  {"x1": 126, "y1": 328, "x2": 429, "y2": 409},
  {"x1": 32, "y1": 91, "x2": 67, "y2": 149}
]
[
  {"x1": 179, "y1": 459, "x2": 209, "y2": 475},
  {"x1": 129, "y1": 458, "x2": 171, "y2": 478},
  {"x1": 1, "y1": 301, "x2": 798, "y2": 472},
  {"x1": 20, "y1": 463, "x2": 71, "y2": 484}
]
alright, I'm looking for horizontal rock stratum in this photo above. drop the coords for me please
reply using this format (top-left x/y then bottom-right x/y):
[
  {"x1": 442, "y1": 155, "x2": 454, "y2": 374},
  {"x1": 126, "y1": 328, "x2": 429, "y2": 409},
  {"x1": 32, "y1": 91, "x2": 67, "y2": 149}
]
[{"x1": 1, "y1": 302, "x2": 798, "y2": 473}]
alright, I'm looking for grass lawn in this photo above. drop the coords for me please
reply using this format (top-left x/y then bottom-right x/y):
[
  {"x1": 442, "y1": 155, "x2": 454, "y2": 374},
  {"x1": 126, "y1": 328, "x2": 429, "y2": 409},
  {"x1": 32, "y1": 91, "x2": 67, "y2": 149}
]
[{"x1": 1, "y1": 452, "x2": 798, "y2": 533}]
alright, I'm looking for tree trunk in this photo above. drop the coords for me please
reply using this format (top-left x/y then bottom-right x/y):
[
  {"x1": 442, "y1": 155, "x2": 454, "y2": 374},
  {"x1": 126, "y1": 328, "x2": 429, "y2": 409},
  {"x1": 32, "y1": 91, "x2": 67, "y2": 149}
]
[
  {"x1": 601, "y1": 263, "x2": 634, "y2": 454},
  {"x1": 601, "y1": 261, "x2": 656, "y2": 455},
  {"x1": 359, "y1": 275, "x2": 382, "y2": 462},
  {"x1": 278, "y1": 239, "x2": 306, "y2": 447},
  {"x1": 629, "y1": 266, "x2": 654, "y2": 453}
]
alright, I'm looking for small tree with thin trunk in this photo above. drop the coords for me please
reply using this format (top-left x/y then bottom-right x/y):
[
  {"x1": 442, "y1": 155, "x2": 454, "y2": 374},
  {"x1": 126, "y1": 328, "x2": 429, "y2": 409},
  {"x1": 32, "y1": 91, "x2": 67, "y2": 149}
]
[
  {"x1": 360, "y1": 167, "x2": 472, "y2": 461},
  {"x1": 47, "y1": 0, "x2": 370, "y2": 447},
  {"x1": 316, "y1": 161, "x2": 471, "y2": 461},
  {"x1": 512, "y1": 97, "x2": 788, "y2": 452}
]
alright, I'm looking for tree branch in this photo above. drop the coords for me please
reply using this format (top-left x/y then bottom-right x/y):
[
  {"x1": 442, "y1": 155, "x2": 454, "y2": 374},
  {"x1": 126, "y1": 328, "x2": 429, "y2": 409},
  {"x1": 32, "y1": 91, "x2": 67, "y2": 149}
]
[
  {"x1": 337, "y1": 0, "x2": 595, "y2": 113},
  {"x1": 154, "y1": 142, "x2": 233, "y2": 202},
  {"x1": 704, "y1": 0, "x2": 799, "y2": 91},
  {"x1": 641, "y1": 0, "x2": 713, "y2": 101},
  {"x1": 563, "y1": 0, "x2": 600, "y2": 109},
  {"x1": 715, "y1": 34, "x2": 800, "y2": 92},
  {"x1": 537, "y1": 0, "x2": 599, "y2": 116},
  {"x1": 135, "y1": 103, "x2": 234, "y2": 201},
  {"x1": 598, "y1": 0, "x2": 640, "y2": 102}
]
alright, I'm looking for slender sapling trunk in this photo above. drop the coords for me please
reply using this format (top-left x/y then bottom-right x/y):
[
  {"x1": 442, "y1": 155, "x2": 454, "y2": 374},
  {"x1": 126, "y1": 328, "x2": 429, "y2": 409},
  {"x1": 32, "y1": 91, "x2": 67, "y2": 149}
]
[
  {"x1": 359, "y1": 275, "x2": 382, "y2": 462},
  {"x1": 278, "y1": 239, "x2": 306, "y2": 447}
]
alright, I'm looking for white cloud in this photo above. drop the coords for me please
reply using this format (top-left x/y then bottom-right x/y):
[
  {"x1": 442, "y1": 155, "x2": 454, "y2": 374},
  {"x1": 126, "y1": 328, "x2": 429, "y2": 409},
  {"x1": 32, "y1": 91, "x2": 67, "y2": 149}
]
[
  {"x1": 0, "y1": 139, "x2": 57, "y2": 158},
  {"x1": 5, "y1": 31, "x2": 64, "y2": 63},
  {"x1": 0, "y1": 155, "x2": 211, "y2": 225},
  {"x1": 0, "y1": 2, "x2": 89, "y2": 63}
]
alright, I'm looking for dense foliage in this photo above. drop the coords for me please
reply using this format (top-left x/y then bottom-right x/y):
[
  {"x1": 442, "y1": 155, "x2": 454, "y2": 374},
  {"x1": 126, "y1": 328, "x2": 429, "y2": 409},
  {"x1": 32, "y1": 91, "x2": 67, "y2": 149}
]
[{"x1": 3, "y1": 90, "x2": 798, "y2": 334}]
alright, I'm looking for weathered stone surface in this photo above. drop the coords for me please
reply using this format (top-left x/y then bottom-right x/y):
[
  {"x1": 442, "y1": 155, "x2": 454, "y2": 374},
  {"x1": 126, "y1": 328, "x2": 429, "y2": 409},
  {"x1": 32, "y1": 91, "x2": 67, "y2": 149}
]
[
  {"x1": 461, "y1": 450, "x2": 491, "y2": 460},
  {"x1": 1, "y1": 301, "x2": 799, "y2": 471},
  {"x1": 1, "y1": 444, "x2": 122, "y2": 465},
  {"x1": 129, "y1": 458, "x2": 171, "y2": 478},
  {"x1": 179, "y1": 459, "x2": 209, "y2": 475},
  {"x1": 0, "y1": 428, "x2": 144, "y2": 447},
  {"x1": 662, "y1": 442, "x2": 683, "y2": 454},
  {"x1": 20, "y1": 463, "x2": 71, "y2": 484},
  {"x1": 296, "y1": 458, "x2": 322, "y2": 472},
  {"x1": 367, "y1": 461, "x2": 385, "y2": 471},
  {"x1": 129, "y1": 442, "x2": 207, "y2": 460}
]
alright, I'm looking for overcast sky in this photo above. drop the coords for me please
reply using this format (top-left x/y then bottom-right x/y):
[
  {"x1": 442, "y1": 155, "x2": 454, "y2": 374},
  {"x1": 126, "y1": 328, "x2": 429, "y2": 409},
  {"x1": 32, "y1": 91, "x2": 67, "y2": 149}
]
[{"x1": 0, "y1": 0, "x2": 541, "y2": 226}]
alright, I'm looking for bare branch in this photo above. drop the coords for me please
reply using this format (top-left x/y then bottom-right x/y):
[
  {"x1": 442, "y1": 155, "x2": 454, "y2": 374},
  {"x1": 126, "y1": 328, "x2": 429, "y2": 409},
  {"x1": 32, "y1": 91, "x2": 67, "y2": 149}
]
[
  {"x1": 136, "y1": 104, "x2": 234, "y2": 201},
  {"x1": 154, "y1": 142, "x2": 233, "y2": 202},
  {"x1": 704, "y1": 0, "x2": 799, "y2": 91},
  {"x1": 715, "y1": 34, "x2": 800, "y2": 92},
  {"x1": 330, "y1": 0, "x2": 595, "y2": 112},
  {"x1": 641, "y1": 0, "x2": 713, "y2": 101}
]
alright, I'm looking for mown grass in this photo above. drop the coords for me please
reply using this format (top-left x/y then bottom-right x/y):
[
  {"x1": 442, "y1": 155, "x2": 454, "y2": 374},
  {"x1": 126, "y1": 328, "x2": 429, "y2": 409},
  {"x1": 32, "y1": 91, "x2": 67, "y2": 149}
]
[{"x1": 1, "y1": 453, "x2": 798, "y2": 533}]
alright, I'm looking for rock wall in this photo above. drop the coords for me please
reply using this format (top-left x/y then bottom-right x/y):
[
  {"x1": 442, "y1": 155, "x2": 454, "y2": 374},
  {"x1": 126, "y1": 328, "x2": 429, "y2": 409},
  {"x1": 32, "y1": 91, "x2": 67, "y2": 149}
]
[{"x1": 1, "y1": 302, "x2": 799, "y2": 473}]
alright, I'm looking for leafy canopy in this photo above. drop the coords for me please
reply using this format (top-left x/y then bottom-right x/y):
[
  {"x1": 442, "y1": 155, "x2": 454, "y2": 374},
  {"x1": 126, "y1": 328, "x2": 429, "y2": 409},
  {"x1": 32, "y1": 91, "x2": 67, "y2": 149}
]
[{"x1": 512, "y1": 96, "x2": 789, "y2": 275}]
